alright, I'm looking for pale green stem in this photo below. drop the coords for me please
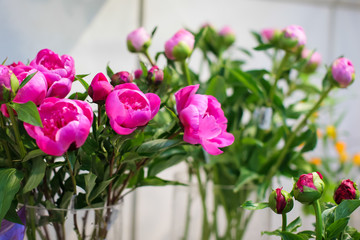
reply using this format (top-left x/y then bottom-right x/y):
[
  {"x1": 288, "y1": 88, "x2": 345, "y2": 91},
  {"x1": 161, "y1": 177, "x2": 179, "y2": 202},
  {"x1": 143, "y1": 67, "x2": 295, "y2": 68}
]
[
  {"x1": 6, "y1": 103, "x2": 26, "y2": 158},
  {"x1": 195, "y1": 165, "x2": 209, "y2": 240},
  {"x1": 181, "y1": 60, "x2": 192, "y2": 86},
  {"x1": 143, "y1": 50, "x2": 155, "y2": 66},
  {"x1": 313, "y1": 199, "x2": 323, "y2": 240},
  {"x1": 282, "y1": 212, "x2": 287, "y2": 234},
  {"x1": 269, "y1": 52, "x2": 291, "y2": 104}
]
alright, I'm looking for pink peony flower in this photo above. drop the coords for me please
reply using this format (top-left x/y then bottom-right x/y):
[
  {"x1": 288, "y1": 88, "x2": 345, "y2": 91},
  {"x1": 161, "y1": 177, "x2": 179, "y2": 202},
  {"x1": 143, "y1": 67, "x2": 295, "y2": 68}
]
[
  {"x1": 134, "y1": 69, "x2": 143, "y2": 79},
  {"x1": 175, "y1": 84, "x2": 234, "y2": 155},
  {"x1": 30, "y1": 49, "x2": 75, "y2": 98},
  {"x1": 165, "y1": 29, "x2": 195, "y2": 61},
  {"x1": 105, "y1": 83, "x2": 160, "y2": 135},
  {"x1": 283, "y1": 25, "x2": 307, "y2": 47},
  {"x1": 148, "y1": 66, "x2": 164, "y2": 85},
  {"x1": 331, "y1": 57, "x2": 355, "y2": 88},
  {"x1": 24, "y1": 98, "x2": 93, "y2": 156},
  {"x1": 8, "y1": 62, "x2": 48, "y2": 105},
  {"x1": 111, "y1": 71, "x2": 133, "y2": 86},
  {"x1": 127, "y1": 27, "x2": 151, "y2": 53},
  {"x1": 334, "y1": 179, "x2": 360, "y2": 204},
  {"x1": 0, "y1": 65, "x2": 14, "y2": 102},
  {"x1": 88, "y1": 72, "x2": 113, "y2": 103}
]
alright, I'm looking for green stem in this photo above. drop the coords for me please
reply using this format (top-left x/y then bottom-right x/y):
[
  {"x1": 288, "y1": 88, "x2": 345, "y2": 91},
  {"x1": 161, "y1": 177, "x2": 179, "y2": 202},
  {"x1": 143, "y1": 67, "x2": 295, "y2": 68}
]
[
  {"x1": 269, "y1": 52, "x2": 291, "y2": 105},
  {"x1": 181, "y1": 60, "x2": 192, "y2": 86},
  {"x1": 97, "y1": 104, "x2": 102, "y2": 128},
  {"x1": 282, "y1": 213, "x2": 287, "y2": 232},
  {"x1": 143, "y1": 50, "x2": 155, "y2": 66},
  {"x1": 195, "y1": 164, "x2": 209, "y2": 240},
  {"x1": 313, "y1": 199, "x2": 323, "y2": 240},
  {"x1": 262, "y1": 85, "x2": 333, "y2": 196},
  {"x1": 0, "y1": 113, "x2": 12, "y2": 166},
  {"x1": 65, "y1": 152, "x2": 77, "y2": 194},
  {"x1": 6, "y1": 103, "x2": 26, "y2": 158}
]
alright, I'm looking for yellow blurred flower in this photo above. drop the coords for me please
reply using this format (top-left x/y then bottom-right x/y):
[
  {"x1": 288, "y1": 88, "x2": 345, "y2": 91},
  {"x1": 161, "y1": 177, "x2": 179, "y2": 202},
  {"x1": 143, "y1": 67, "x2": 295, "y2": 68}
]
[
  {"x1": 326, "y1": 125, "x2": 336, "y2": 140},
  {"x1": 353, "y1": 153, "x2": 360, "y2": 166},
  {"x1": 335, "y1": 141, "x2": 346, "y2": 154},
  {"x1": 309, "y1": 157, "x2": 322, "y2": 166},
  {"x1": 339, "y1": 151, "x2": 348, "y2": 163}
]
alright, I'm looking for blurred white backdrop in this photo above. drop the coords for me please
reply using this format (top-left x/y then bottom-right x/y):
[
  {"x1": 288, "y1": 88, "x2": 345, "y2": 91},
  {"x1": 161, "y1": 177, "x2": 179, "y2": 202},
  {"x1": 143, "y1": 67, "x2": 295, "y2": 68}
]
[{"x1": 2, "y1": 0, "x2": 360, "y2": 239}]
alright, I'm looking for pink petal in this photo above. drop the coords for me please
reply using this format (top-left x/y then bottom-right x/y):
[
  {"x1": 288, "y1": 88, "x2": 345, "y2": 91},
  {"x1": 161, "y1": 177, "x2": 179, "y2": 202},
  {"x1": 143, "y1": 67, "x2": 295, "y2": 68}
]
[
  {"x1": 179, "y1": 105, "x2": 200, "y2": 130},
  {"x1": 109, "y1": 119, "x2": 136, "y2": 135},
  {"x1": 175, "y1": 84, "x2": 199, "y2": 114},
  {"x1": 201, "y1": 139, "x2": 223, "y2": 155},
  {"x1": 198, "y1": 115, "x2": 222, "y2": 140},
  {"x1": 46, "y1": 78, "x2": 72, "y2": 98},
  {"x1": 114, "y1": 83, "x2": 140, "y2": 91},
  {"x1": 105, "y1": 90, "x2": 127, "y2": 126},
  {"x1": 145, "y1": 93, "x2": 161, "y2": 118}
]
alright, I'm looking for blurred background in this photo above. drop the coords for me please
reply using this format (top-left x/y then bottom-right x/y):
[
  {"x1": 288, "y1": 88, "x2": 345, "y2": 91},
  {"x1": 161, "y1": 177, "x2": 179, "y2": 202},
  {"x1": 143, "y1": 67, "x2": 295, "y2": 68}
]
[{"x1": 2, "y1": 0, "x2": 360, "y2": 239}]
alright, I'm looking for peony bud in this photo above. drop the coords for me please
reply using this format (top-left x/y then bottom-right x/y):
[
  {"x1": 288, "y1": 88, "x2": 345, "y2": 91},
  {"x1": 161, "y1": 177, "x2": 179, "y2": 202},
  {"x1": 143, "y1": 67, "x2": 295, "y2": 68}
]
[
  {"x1": 260, "y1": 28, "x2": 280, "y2": 43},
  {"x1": 110, "y1": 71, "x2": 133, "y2": 86},
  {"x1": 334, "y1": 179, "x2": 360, "y2": 204},
  {"x1": 147, "y1": 66, "x2": 164, "y2": 85},
  {"x1": 269, "y1": 188, "x2": 294, "y2": 214},
  {"x1": 0, "y1": 65, "x2": 18, "y2": 103},
  {"x1": 293, "y1": 172, "x2": 324, "y2": 204},
  {"x1": 134, "y1": 69, "x2": 143, "y2": 79},
  {"x1": 301, "y1": 49, "x2": 322, "y2": 73},
  {"x1": 331, "y1": 57, "x2": 355, "y2": 88},
  {"x1": 88, "y1": 73, "x2": 114, "y2": 103},
  {"x1": 218, "y1": 26, "x2": 236, "y2": 48},
  {"x1": 279, "y1": 25, "x2": 307, "y2": 51},
  {"x1": 165, "y1": 29, "x2": 195, "y2": 61},
  {"x1": 127, "y1": 27, "x2": 151, "y2": 53}
]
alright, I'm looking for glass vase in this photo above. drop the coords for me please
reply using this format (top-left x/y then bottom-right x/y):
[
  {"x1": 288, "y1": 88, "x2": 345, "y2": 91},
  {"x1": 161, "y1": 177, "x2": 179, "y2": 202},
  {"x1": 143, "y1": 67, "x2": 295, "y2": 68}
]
[{"x1": 23, "y1": 202, "x2": 122, "y2": 240}]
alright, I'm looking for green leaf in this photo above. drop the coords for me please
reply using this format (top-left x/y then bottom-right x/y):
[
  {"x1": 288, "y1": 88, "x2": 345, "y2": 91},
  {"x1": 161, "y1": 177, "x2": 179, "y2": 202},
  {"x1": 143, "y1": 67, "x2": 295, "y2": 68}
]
[
  {"x1": 148, "y1": 154, "x2": 185, "y2": 177},
  {"x1": 19, "y1": 71, "x2": 37, "y2": 89},
  {"x1": 22, "y1": 157, "x2": 46, "y2": 193},
  {"x1": 10, "y1": 101, "x2": 43, "y2": 127},
  {"x1": 137, "y1": 139, "x2": 182, "y2": 156},
  {"x1": 254, "y1": 44, "x2": 274, "y2": 51},
  {"x1": 279, "y1": 232, "x2": 309, "y2": 240},
  {"x1": 240, "y1": 137, "x2": 264, "y2": 147},
  {"x1": 151, "y1": 26, "x2": 158, "y2": 38},
  {"x1": 67, "y1": 151, "x2": 76, "y2": 171},
  {"x1": 138, "y1": 177, "x2": 186, "y2": 187},
  {"x1": 68, "y1": 92, "x2": 88, "y2": 100},
  {"x1": 4, "y1": 201, "x2": 22, "y2": 225},
  {"x1": 234, "y1": 167, "x2": 260, "y2": 192},
  {"x1": 241, "y1": 200, "x2": 268, "y2": 210},
  {"x1": 193, "y1": 26, "x2": 207, "y2": 50},
  {"x1": 326, "y1": 217, "x2": 349, "y2": 239},
  {"x1": 75, "y1": 74, "x2": 89, "y2": 90},
  {"x1": 22, "y1": 149, "x2": 46, "y2": 162},
  {"x1": 106, "y1": 65, "x2": 114, "y2": 79},
  {"x1": 88, "y1": 177, "x2": 114, "y2": 202},
  {"x1": 229, "y1": 69, "x2": 262, "y2": 97},
  {"x1": 334, "y1": 199, "x2": 360, "y2": 221},
  {"x1": 287, "y1": 217, "x2": 302, "y2": 232},
  {"x1": 0, "y1": 168, "x2": 23, "y2": 222},
  {"x1": 205, "y1": 76, "x2": 226, "y2": 103},
  {"x1": 84, "y1": 173, "x2": 97, "y2": 204},
  {"x1": 1, "y1": 57, "x2": 8, "y2": 65}
]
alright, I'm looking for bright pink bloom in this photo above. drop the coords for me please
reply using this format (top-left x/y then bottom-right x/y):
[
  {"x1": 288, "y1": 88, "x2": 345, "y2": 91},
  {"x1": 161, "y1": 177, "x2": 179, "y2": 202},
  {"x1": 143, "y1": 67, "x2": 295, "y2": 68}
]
[
  {"x1": 283, "y1": 25, "x2": 307, "y2": 46},
  {"x1": 175, "y1": 85, "x2": 234, "y2": 155},
  {"x1": 165, "y1": 29, "x2": 195, "y2": 61},
  {"x1": 24, "y1": 98, "x2": 93, "y2": 156},
  {"x1": 8, "y1": 62, "x2": 48, "y2": 105},
  {"x1": 134, "y1": 69, "x2": 143, "y2": 79},
  {"x1": 0, "y1": 65, "x2": 13, "y2": 102},
  {"x1": 127, "y1": 27, "x2": 151, "y2": 52},
  {"x1": 334, "y1": 179, "x2": 360, "y2": 204},
  {"x1": 88, "y1": 73, "x2": 113, "y2": 103},
  {"x1": 105, "y1": 83, "x2": 160, "y2": 135},
  {"x1": 30, "y1": 49, "x2": 75, "y2": 98},
  {"x1": 331, "y1": 57, "x2": 355, "y2": 88}
]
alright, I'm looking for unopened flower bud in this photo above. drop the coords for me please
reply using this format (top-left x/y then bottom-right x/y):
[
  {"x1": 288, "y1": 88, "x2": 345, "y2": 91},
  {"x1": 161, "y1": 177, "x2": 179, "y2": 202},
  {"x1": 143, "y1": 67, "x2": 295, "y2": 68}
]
[
  {"x1": 127, "y1": 27, "x2": 151, "y2": 53},
  {"x1": 280, "y1": 25, "x2": 307, "y2": 51},
  {"x1": 165, "y1": 29, "x2": 195, "y2": 61},
  {"x1": 301, "y1": 49, "x2": 322, "y2": 73},
  {"x1": 88, "y1": 73, "x2": 113, "y2": 103},
  {"x1": 261, "y1": 28, "x2": 280, "y2": 43},
  {"x1": 0, "y1": 65, "x2": 18, "y2": 103},
  {"x1": 147, "y1": 66, "x2": 164, "y2": 85},
  {"x1": 293, "y1": 172, "x2": 324, "y2": 204},
  {"x1": 331, "y1": 57, "x2": 355, "y2": 88},
  {"x1": 134, "y1": 69, "x2": 143, "y2": 79},
  {"x1": 111, "y1": 71, "x2": 133, "y2": 86},
  {"x1": 334, "y1": 179, "x2": 360, "y2": 204},
  {"x1": 269, "y1": 188, "x2": 294, "y2": 214},
  {"x1": 218, "y1": 26, "x2": 236, "y2": 48}
]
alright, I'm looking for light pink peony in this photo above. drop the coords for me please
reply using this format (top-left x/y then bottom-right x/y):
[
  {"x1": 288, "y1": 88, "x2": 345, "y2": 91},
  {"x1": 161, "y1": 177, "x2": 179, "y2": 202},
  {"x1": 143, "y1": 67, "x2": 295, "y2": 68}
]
[
  {"x1": 24, "y1": 98, "x2": 93, "y2": 156},
  {"x1": 331, "y1": 57, "x2": 355, "y2": 88},
  {"x1": 283, "y1": 25, "x2": 307, "y2": 47},
  {"x1": 175, "y1": 84, "x2": 234, "y2": 155},
  {"x1": 88, "y1": 72, "x2": 113, "y2": 103},
  {"x1": 105, "y1": 83, "x2": 160, "y2": 135},
  {"x1": 165, "y1": 29, "x2": 195, "y2": 61},
  {"x1": 127, "y1": 27, "x2": 151, "y2": 53},
  {"x1": 30, "y1": 49, "x2": 75, "y2": 98}
]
